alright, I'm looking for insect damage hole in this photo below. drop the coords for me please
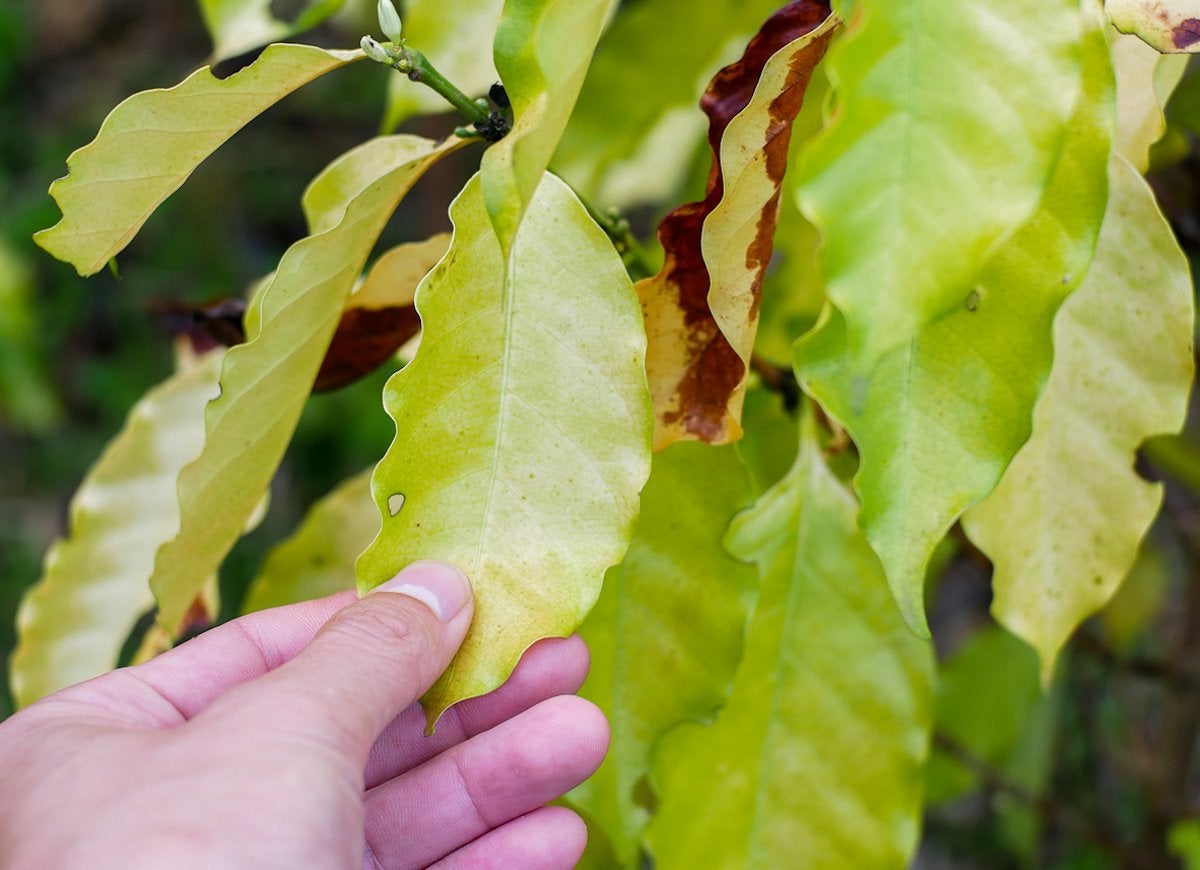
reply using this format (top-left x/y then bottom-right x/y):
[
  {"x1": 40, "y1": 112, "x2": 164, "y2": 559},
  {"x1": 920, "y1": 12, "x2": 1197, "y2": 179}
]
[{"x1": 388, "y1": 493, "x2": 406, "y2": 516}]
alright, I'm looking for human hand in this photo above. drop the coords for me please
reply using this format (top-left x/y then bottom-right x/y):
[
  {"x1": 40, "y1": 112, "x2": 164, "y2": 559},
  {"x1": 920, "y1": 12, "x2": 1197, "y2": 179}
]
[{"x1": 0, "y1": 561, "x2": 607, "y2": 869}]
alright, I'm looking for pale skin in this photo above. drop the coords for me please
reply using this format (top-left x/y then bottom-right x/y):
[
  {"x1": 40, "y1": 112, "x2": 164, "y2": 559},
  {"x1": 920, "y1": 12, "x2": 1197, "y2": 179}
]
[{"x1": 0, "y1": 561, "x2": 608, "y2": 869}]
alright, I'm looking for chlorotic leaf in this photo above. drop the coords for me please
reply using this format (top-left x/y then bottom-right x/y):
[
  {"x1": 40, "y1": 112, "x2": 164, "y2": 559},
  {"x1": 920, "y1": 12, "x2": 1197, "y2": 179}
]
[
  {"x1": 149, "y1": 135, "x2": 461, "y2": 636},
  {"x1": 569, "y1": 442, "x2": 756, "y2": 865},
  {"x1": 356, "y1": 172, "x2": 652, "y2": 727},
  {"x1": 196, "y1": 0, "x2": 345, "y2": 61},
  {"x1": 647, "y1": 414, "x2": 933, "y2": 869},
  {"x1": 480, "y1": 0, "x2": 616, "y2": 253},
  {"x1": 963, "y1": 156, "x2": 1195, "y2": 682},
  {"x1": 1107, "y1": 0, "x2": 1200, "y2": 52},
  {"x1": 794, "y1": 5, "x2": 1113, "y2": 635},
  {"x1": 640, "y1": 3, "x2": 836, "y2": 450},
  {"x1": 796, "y1": 0, "x2": 1084, "y2": 366},
  {"x1": 382, "y1": 0, "x2": 504, "y2": 131},
  {"x1": 315, "y1": 233, "x2": 450, "y2": 391},
  {"x1": 1112, "y1": 28, "x2": 1189, "y2": 170},
  {"x1": 242, "y1": 470, "x2": 373, "y2": 613},
  {"x1": 34, "y1": 44, "x2": 362, "y2": 276},
  {"x1": 10, "y1": 352, "x2": 223, "y2": 708}
]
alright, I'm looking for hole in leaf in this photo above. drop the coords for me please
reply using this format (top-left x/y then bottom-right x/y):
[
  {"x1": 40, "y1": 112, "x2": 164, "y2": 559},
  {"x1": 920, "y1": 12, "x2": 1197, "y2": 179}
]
[{"x1": 388, "y1": 493, "x2": 405, "y2": 516}]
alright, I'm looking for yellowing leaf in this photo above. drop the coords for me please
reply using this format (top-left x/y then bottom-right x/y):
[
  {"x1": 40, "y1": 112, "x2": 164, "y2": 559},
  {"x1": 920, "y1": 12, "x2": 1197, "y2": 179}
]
[
  {"x1": 570, "y1": 443, "x2": 756, "y2": 865},
  {"x1": 640, "y1": 6, "x2": 836, "y2": 450},
  {"x1": 150, "y1": 135, "x2": 461, "y2": 636},
  {"x1": 647, "y1": 414, "x2": 933, "y2": 869},
  {"x1": 356, "y1": 172, "x2": 652, "y2": 727},
  {"x1": 35, "y1": 44, "x2": 362, "y2": 276},
  {"x1": 794, "y1": 4, "x2": 1114, "y2": 636},
  {"x1": 480, "y1": 0, "x2": 616, "y2": 253},
  {"x1": 10, "y1": 352, "x2": 223, "y2": 708},
  {"x1": 963, "y1": 156, "x2": 1194, "y2": 682},
  {"x1": 1112, "y1": 28, "x2": 1189, "y2": 170},
  {"x1": 1107, "y1": 0, "x2": 1200, "y2": 52},
  {"x1": 196, "y1": 0, "x2": 345, "y2": 61},
  {"x1": 796, "y1": 0, "x2": 1084, "y2": 366},
  {"x1": 382, "y1": 0, "x2": 504, "y2": 131},
  {"x1": 242, "y1": 470, "x2": 372, "y2": 613}
]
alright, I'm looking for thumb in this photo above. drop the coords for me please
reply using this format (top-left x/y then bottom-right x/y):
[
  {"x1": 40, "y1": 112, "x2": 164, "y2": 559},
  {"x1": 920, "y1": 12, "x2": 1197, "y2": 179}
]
[{"x1": 213, "y1": 560, "x2": 473, "y2": 761}]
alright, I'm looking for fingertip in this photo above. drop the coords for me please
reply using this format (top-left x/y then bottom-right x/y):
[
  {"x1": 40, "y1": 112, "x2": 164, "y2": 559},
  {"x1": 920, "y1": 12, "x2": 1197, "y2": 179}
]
[{"x1": 372, "y1": 560, "x2": 473, "y2": 623}]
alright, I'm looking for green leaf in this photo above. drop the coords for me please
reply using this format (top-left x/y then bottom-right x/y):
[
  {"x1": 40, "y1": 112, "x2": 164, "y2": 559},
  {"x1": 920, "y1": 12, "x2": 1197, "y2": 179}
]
[
  {"x1": 794, "y1": 4, "x2": 1114, "y2": 635},
  {"x1": 963, "y1": 155, "x2": 1194, "y2": 682},
  {"x1": 1113, "y1": 27, "x2": 1189, "y2": 171},
  {"x1": 149, "y1": 135, "x2": 460, "y2": 636},
  {"x1": 356, "y1": 172, "x2": 653, "y2": 727},
  {"x1": 555, "y1": 0, "x2": 784, "y2": 208},
  {"x1": 34, "y1": 44, "x2": 362, "y2": 276},
  {"x1": 480, "y1": 0, "x2": 616, "y2": 253},
  {"x1": 382, "y1": 0, "x2": 504, "y2": 131},
  {"x1": 647, "y1": 413, "x2": 933, "y2": 869},
  {"x1": 242, "y1": 470, "x2": 372, "y2": 613},
  {"x1": 570, "y1": 442, "x2": 756, "y2": 865},
  {"x1": 796, "y1": 0, "x2": 1084, "y2": 365},
  {"x1": 10, "y1": 352, "x2": 223, "y2": 708},
  {"x1": 196, "y1": 0, "x2": 345, "y2": 61},
  {"x1": 0, "y1": 239, "x2": 59, "y2": 432},
  {"x1": 1107, "y1": 0, "x2": 1200, "y2": 53}
]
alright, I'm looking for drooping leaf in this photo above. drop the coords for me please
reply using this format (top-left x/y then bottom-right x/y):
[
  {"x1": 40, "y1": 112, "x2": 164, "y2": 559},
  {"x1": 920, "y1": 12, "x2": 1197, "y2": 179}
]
[
  {"x1": 356, "y1": 172, "x2": 653, "y2": 727},
  {"x1": 34, "y1": 44, "x2": 363, "y2": 276},
  {"x1": 149, "y1": 135, "x2": 461, "y2": 636},
  {"x1": 479, "y1": 0, "x2": 617, "y2": 253},
  {"x1": 10, "y1": 352, "x2": 223, "y2": 708},
  {"x1": 1112, "y1": 27, "x2": 1190, "y2": 171},
  {"x1": 196, "y1": 0, "x2": 345, "y2": 62},
  {"x1": 796, "y1": 0, "x2": 1084, "y2": 365},
  {"x1": 382, "y1": 0, "x2": 504, "y2": 131},
  {"x1": 640, "y1": 3, "x2": 836, "y2": 450},
  {"x1": 570, "y1": 442, "x2": 756, "y2": 865},
  {"x1": 242, "y1": 470, "x2": 372, "y2": 613},
  {"x1": 1107, "y1": 0, "x2": 1200, "y2": 52},
  {"x1": 315, "y1": 234, "x2": 450, "y2": 391},
  {"x1": 555, "y1": 0, "x2": 785, "y2": 208},
  {"x1": 794, "y1": 4, "x2": 1113, "y2": 635},
  {"x1": 963, "y1": 156, "x2": 1194, "y2": 682},
  {"x1": 647, "y1": 413, "x2": 933, "y2": 869}
]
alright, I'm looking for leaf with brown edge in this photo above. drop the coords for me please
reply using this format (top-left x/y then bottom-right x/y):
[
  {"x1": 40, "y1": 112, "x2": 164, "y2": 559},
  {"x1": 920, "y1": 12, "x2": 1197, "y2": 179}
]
[
  {"x1": 638, "y1": 2, "x2": 837, "y2": 451},
  {"x1": 314, "y1": 233, "x2": 450, "y2": 391}
]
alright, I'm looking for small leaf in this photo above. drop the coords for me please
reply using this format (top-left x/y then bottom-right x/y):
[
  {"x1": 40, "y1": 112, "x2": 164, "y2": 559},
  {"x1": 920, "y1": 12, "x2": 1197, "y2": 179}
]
[
  {"x1": 570, "y1": 442, "x2": 756, "y2": 865},
  {"x1": 10, "y1": 352, "x2": 223, "y2": 707},
  {"x1": 963, "y1": 156, "x2": 1194, "y2": 682},
  {"x1": 480, "y1": 0, "x2": 617, "y2": 253},
  {"x1": 640, "y1": 3, "x2": 836, "y2": 449},
  {"x1": 242, "y1": 470, "x2": 373, "y2": 613},
  {"x1": 1107, "y1": 0, "x2": 1200, "y2": 52},
  {"x1": 35, "y1": 44, "x2": 362, "y2": 276},
  {"x1": 356, "y1": 172, "x2": 652, "y2": 727},
  {"x1": 647, "y1": 413, "x2": 933, "y2": 869},
  {"x1": 315, "y1": 233, "x2": 450, "y2": 391},
  {"x1": 382, "y1": 0, "x2": 504, "y2": 131},
  {"x1": 149, "y1": 135, "x2": 461, "y2": 636},
  {"x1": 794, "y1": 3, "x2": 1113, "y2": 636}
]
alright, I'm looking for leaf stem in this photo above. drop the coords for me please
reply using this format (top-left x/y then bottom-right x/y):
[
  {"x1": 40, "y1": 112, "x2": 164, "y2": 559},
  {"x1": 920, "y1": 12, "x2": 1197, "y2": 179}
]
[
  {"x1": 573, "y1": 192, "x2": 657, "y2": 281},
  {"x1": 397, "y1": 47, "x2": 489, "y2": 126}
]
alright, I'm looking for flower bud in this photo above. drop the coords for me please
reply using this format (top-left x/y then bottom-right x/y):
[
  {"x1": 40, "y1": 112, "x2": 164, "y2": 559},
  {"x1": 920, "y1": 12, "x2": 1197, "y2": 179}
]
[
  {"x1": 360, "y1": 36, "x2": 392, "y2": 65},
  {"x1": 377, "y1": 0, "x2": 403, "y2": 43}
]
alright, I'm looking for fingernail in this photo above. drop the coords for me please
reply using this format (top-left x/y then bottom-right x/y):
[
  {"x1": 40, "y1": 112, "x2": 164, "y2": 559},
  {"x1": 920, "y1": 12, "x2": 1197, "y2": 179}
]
[{"x1": 373, "y1": 560, "x2": 471, "y2": 621}]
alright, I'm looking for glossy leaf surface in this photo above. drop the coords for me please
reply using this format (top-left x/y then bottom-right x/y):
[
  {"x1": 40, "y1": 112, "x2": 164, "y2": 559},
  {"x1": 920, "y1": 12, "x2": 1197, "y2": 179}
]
[
  {"x1": 10, "y1": 352, "x2": 223, "y2": 707},
  {"x1": 640, "y1": 3, "x2": 835, "y2": 449},
  {"x1": 570, "y1": 442, "x2": 756, "y2": 864},
  {"x1": 480, "y1": 0, "x2": 616, "y2": 252},
  {"x1": 648, "y1": 416, "x2": 933, "y2": 869},
  {"x1": 964, "y1": 156, "x2": 1194, "y2": 680},
  {"x1": 356, "y1": 173, "x2": 652, "y2": 726},
  {"x1": 35, "y1": 44, "x2": 362, "y2": 276},
  {"x1": 150, "y1": 135, "x2": 460, "y2": 635},
  {"x1": 795, "y1": 7, "x2": 1112, "y2": 634}
]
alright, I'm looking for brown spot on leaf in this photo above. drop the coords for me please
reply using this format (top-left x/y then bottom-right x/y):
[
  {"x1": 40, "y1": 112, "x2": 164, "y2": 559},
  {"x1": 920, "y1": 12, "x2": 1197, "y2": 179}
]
[
  {"x1": 314, "y1": 304, "x2": 421, "y2": 392},
  {"x1": 1174, "y1": 18, "x2": 1200, "y2": 49}
]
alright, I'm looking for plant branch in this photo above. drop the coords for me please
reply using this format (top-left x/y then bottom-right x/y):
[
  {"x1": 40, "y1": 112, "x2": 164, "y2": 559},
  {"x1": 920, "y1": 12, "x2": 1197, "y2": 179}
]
[
  {"x1": 573, "y1": 193, "x2": 657, "y2": 281},
  {"x1": 750, "y1": 353, "x2": 800, "y2": 411}
]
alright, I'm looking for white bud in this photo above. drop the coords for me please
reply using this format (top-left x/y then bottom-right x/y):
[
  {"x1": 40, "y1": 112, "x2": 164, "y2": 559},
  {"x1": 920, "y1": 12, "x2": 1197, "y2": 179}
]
[
  {"x1": 377, "y1": 0, "x2": 403, "y2": 42},
  {"x1": 360, "y1": 35, "x2": 392, "y2": 65}
]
